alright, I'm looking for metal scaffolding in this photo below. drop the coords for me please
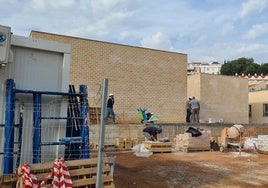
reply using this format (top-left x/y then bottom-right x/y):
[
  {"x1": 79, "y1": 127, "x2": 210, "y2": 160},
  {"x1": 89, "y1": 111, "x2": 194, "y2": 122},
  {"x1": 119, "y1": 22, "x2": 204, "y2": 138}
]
[{"x1": 3, "y1": 79, "x2": 90, "y2": 174}]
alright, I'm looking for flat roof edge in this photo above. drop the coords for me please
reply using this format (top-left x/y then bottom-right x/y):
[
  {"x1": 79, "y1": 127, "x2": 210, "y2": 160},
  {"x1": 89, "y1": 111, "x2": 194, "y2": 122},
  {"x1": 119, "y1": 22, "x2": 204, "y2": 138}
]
[{"x1": 11, "y1": 35, "x2": 71, "y2": 54}]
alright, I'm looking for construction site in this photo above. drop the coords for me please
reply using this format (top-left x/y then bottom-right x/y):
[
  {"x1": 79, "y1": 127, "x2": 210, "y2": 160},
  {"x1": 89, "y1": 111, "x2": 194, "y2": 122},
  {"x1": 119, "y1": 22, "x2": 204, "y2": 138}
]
[{"x1": 1, "y1": 25, "x2": 268, "y2": 188}]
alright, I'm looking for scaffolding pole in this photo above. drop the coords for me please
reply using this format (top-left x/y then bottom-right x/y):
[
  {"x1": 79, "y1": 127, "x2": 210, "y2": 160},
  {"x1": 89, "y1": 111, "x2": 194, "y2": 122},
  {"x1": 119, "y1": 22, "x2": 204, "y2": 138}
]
[{"x1": 96, "y1": 78, "x2": 108, "y2": 188}]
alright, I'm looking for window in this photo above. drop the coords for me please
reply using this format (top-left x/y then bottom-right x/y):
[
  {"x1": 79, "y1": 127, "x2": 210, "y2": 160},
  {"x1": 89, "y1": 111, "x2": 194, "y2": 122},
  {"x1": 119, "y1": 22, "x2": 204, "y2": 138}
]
[
  {"x1": 249, "y1": 105, "x2": 252, "y2": 118},
  {"x1": 263, "y1": 104, "x2": 268, "y2": 116}
]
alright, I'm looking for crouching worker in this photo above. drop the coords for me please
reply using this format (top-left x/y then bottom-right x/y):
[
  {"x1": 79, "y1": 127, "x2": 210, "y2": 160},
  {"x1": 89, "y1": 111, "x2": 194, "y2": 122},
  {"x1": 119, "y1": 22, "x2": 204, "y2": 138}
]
[{"x1": 143, "y1": 126, "x2": 162, "y2": 141}]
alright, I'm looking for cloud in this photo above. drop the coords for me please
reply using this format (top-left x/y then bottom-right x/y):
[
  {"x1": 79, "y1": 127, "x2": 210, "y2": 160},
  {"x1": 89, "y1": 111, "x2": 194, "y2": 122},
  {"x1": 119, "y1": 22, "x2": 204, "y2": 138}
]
[
  {"x1": 194, "y1": 42, "x2": 268, "y2": 63},
  {"x1": 219, "y1": 22, "x2": 234, "y2": 37},
  {"x1": 2, "y1": 0, "x2": 268, "y2": 63},
  {"x1": 29, "y1": 0, "x2": 76, "y2": 12},
  {"x1": 118, "y1": 30, "x2": 141, "y2": 42},
  {"x1": 19, "y1": 0, "x2": 135, "y2": 40},
  {"x1": 140, "y1": 32, "x2": 174, "y2": 51},
  {"x1": 239, "y1": 0, "x2": 268, "y2": 18},
  {"x1": 67, "y1": 9, "x2": 134, "y2": 39},
  {"x1": 232, "y1": 43, "x2": 268, "y2": 63},
  {"x1": 194, "y1": 35, "x2": 207, "y2": 46},
  {"x1": 243, "y1": 23, "x2": 268, "y2": 40}
]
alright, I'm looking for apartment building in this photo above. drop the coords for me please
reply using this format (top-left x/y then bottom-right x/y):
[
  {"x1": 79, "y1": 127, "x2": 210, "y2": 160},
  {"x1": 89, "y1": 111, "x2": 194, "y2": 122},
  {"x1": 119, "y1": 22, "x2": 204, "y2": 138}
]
[{"x1": 188, "y1": 62, "x2": 222, "y2": 75}]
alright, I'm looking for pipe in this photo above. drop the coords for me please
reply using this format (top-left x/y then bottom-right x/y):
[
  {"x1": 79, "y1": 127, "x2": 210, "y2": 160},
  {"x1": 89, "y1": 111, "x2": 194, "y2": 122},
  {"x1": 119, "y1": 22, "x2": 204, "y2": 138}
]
[
  {"x1": 4, "y1": 79, "x2": 15, "y2": 174},
  {"x1": 96, "y1": 79, "x2": 108, "y2": 188},
  {"x1": 32, "y1": 93, "x2": 42, "y2": 163}
]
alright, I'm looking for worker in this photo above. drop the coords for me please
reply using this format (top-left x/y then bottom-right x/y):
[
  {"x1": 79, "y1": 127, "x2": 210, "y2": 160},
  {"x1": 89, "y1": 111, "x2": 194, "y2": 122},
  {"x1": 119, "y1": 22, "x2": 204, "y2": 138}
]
[
  {"x1": 186, "y1": 97, "x2": 192, "y2": 123},
  {"x1": 143, "y1": 126, "x2": 162, "y2": 141},
  {"x1": 189, "y1": 96, "x2": 200, "y2": 123},
  {"x1": 105, "y1": 93, "x2": 116, "y2": 124}
]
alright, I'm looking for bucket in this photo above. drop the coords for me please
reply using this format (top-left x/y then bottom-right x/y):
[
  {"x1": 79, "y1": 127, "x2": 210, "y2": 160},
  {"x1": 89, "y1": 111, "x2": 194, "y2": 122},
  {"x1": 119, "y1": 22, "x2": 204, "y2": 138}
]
[
  {"x1": 208, "y1": 118, "x2": 212, "y2": 123},
  {"x1": 108, "y1": 156, "x2": 116, "y2": 176}
]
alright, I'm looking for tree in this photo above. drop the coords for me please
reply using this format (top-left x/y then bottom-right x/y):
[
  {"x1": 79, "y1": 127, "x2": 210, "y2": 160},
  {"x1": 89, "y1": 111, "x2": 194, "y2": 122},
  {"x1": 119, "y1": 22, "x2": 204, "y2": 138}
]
[
  {"x1": 259, "y1": 63, "x2": 268, "y2": 74},
  {"x1": 221, "y1": 61, "x2": 233, "y2": 75},
  {"x1": 243, "y1": 63, "x2": 261, "y2": 75},
  {"x1": 221, "y1": 57, "x2": 255, "y2": 75}
]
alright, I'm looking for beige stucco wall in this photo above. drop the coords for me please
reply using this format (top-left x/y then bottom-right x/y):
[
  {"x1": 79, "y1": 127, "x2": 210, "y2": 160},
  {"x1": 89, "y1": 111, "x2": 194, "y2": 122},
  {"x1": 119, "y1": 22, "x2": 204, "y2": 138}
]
[
  {"x1": 188, "y1": 73, "x2": 249, "y2": 124},
  {"x1": 30, "y1": 31, "x2": 187, "y2": 123},
  {"x1": 249, "y1": 90, "x2": 268, "y2": 123}
]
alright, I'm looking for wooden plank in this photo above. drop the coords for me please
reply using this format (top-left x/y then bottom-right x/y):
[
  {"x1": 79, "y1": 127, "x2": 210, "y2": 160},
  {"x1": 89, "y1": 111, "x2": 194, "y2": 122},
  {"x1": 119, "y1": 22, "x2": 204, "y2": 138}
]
[
  {"x1": 150, "y1": 148, "x2": 172, "y2": 153},
  {"x1": 40, "y1": 174, "x2": 114, "y2": 187},
  {"x1": 29, "y1": 158, "x2": 109, "y2": 170},
  {"x1": 0, "y1": 174, "x2": 18, "y2": 188},
  {"x1": 1, "y1": 183, "x2": 17, "y2": 188},
  {"x1": 70, "y1": 165, "x2": 111, "y2": 176},
  {"x1": 66, "y1": 158, "x2": 109, "y2": 166},
  {"x1": 72, "y1": 175, "x2": 113, "y2": 187},
  {"x1": 183, "y1": 146, "x2": 211, "y2": 153},
  {"x1": 104, "y1": 184, "x2": 116, "y2": 188},
  {"x1": 0, "y1": 174, "x2": 17, "y2": 183},
  {"x1": 2, "y1": 157, "x2": 115, "y2": 187}
]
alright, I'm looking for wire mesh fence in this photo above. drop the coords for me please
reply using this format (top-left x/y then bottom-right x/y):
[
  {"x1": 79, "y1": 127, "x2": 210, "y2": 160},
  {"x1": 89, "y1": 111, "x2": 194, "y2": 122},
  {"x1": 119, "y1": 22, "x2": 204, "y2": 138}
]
[
  {"x1": 0, "y1": 94, "x2": 89, "y2": 171},
  {"x1": 0, "y1": 92, "x2": 116, "y2": 187}
]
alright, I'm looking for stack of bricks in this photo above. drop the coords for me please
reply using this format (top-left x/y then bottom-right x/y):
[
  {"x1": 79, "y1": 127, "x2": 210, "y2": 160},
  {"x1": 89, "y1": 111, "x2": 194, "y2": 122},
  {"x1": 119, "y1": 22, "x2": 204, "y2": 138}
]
[
  {"x1": 175, "y1": 130, "x2": 211, "y2": 152},
  {"x1": 115, "y1": 138, "x2": 138, "y2": 149},
  {"x1": 89, "y1": 107, "x2": 101, "y2": 125},
  {"x1": 175, "y1": 133, "x2": 191, "y2": 151},
  {"x1": 257, "y1": 135, "x2": 268, "y2": 151},
  {"x1": 142, "y1": 141, "x2": 172, "y2": 153}
]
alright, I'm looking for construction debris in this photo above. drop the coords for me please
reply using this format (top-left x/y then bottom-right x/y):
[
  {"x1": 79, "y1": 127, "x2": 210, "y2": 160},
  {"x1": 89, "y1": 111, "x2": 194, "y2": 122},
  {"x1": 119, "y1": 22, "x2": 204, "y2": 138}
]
[
  {"x1": 132, "y1": 144, "x2": 153, "y2": 157},
  {"x1": 256, "y1": 135, "x2": 268, "y2": 151}
]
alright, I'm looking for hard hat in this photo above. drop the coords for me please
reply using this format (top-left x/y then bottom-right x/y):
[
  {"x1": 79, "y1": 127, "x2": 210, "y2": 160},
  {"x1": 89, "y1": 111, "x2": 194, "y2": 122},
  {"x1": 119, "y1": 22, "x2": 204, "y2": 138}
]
[
  {"x1": 157, "y1": 127, "x2": 162, "y2": 134},
  {"x1": 109, "y1": 93, "x2": 114, "y2": 96}
]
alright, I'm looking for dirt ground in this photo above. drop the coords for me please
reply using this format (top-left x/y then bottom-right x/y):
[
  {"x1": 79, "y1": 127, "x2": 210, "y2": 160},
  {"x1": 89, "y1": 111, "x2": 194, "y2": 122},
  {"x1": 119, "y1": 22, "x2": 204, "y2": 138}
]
[{"x1": 104, "y1": 150, "x2": 268, "y2": 188}]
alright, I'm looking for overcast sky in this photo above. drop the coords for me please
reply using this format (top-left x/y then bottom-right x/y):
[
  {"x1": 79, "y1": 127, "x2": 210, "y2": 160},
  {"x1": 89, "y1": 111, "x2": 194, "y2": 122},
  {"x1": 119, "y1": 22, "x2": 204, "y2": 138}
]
[{"x1": 1, "y1": 0, "x2": 268, "y2": 64}]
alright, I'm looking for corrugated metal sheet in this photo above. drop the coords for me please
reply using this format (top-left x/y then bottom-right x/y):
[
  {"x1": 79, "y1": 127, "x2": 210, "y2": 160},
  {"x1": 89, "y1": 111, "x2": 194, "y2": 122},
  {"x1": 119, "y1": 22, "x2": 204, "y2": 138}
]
[{"x1": 0, "y1": 34, "x2": 71, "y2": 174}]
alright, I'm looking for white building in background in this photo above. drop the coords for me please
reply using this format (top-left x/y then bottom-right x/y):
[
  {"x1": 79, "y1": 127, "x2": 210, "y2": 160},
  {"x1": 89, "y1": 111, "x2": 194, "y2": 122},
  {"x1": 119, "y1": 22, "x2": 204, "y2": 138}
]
[{"x1": 187, "y1": 61, "x2": 222, "y2": 75}]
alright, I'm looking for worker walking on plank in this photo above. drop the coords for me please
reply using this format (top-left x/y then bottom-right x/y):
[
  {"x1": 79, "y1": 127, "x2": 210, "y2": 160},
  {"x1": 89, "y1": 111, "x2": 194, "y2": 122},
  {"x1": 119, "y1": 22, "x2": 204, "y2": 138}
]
[{"x1": 143, "y1": 126, "x2": 162, "y2": 141}]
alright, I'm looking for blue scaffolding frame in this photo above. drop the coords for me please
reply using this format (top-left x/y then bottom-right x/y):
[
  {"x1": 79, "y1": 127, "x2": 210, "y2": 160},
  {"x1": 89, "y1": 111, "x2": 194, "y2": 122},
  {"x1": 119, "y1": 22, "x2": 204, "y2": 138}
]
[{"x1": 3, "y1": 79, "x2": 90, "y2": 174}]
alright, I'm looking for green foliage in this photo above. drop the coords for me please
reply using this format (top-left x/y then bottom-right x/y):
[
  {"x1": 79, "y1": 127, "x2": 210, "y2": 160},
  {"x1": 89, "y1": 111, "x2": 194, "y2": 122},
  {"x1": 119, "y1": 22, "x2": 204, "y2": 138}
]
[
  {"x1": 221, "y1": 62, "x2": 235, "y2": 75},
  {"x1": 260, "y1": 63, "x2": 268, "y2": 74},
  {"x1": 243, "y1": 63, "x2": 261, "y2": 75},
  {"x1": 220, "y1": 57, "x2": 267, "y2": 75}
]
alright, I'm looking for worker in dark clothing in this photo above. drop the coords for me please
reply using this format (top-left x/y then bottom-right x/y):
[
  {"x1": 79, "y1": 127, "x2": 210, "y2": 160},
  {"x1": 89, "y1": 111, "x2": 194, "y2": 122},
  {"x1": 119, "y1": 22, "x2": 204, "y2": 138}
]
[
  {"x1": 186, "y1": 97, "x2": 192, "y2": 123},
  {"x1": 143, "y1": 126, "x2": 162, "y2": 141},
  {"x1": 105, "y1": 93, "x2": 116, "y2": 124}
]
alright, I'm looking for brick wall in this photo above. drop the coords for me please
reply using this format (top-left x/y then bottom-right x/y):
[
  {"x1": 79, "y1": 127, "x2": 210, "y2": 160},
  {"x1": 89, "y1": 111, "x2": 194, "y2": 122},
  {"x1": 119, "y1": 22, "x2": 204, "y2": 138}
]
[
  {"x1": 89, "y1": 123, "x2": 268, "y2": 146},
  {"x1": 30, "y1": 31, "x2": 187, "y2": 123},
  {"x1": 188, "y1": 73, "x2": 249, "y2": 124}
]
